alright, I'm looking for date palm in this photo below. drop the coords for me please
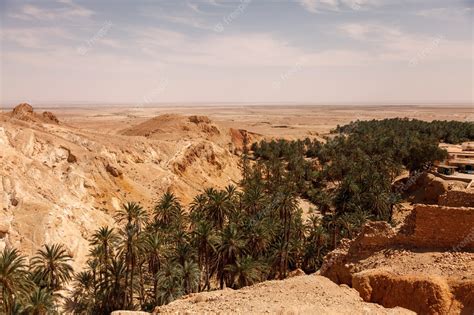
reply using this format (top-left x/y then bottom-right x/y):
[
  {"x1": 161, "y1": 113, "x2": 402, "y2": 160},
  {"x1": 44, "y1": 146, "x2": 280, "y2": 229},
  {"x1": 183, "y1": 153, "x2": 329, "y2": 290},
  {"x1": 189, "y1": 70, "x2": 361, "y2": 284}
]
[
  {"x1": 225, "y1": 256, "x2": 263, "y2": 289},
  {"x1": 23, "y1": 287, "x2": 56, "y2": 315},
  {"x1": 119, "y1": 221, "x2": 145, "y2": 308},
  {"x1": 0, "y1": 247, "x2": 32, "y2": 314},
  {"x1": 102, "y1": 255, "x2": 128, "y2": 312},
  {"x1": 272, "y1": 191, "x2": 298, "y2": 279},
  {"x1": 90, "y1": 226, "x2": 118, "y2": 280},
  {"x1": 31, "y1": 243, "x2": 73, "y2": 291},
  {"x1": 143, "y1": 231, "x2": 165, "y2": 303},
  {"x1": 65, "y1": 271, "x2": 95, "y2": 314},
  {"x1": 156, "y1": 263, "x2": 183, "y2": 305},
  {"x1": 116, "y1": 201, "x2": 148, "y2": 307},
  {"x1": 216, "y1": 224, "x2": 246, "y2": 289},
  {"x1": 154, "y1": 192, "x2": 183, "y2": 229},
  {"x1": 180, "y1": 260, "x2": 199, "y2": 294},
  {"x1": 116, "y1": 202, "x2": 148, "y2": 232},
  {"x1": 204, "y1": 188, "x2": 234, "y2": 230},
  {"x1": 192, "y1": 220, "x2": 217, "y2": 291}
]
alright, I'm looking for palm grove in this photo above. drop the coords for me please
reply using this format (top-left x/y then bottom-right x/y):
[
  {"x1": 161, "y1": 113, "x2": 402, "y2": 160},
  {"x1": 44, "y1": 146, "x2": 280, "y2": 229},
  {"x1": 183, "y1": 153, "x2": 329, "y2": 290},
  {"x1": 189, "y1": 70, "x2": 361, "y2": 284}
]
[{"x1": 1, "y1": 118, "x2": 473, "y2": 314}]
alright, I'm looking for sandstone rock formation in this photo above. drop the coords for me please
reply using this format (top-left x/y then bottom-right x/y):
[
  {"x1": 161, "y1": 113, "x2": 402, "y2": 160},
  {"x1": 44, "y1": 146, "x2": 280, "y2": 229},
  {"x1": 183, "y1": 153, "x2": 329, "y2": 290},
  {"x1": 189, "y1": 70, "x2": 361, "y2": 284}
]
[
  {"x1": 0, "y1": 106, "x2": 245, "y2": 269},
  {"x1": 9, "y1": 103, "x2": 60, "y2": 124}
]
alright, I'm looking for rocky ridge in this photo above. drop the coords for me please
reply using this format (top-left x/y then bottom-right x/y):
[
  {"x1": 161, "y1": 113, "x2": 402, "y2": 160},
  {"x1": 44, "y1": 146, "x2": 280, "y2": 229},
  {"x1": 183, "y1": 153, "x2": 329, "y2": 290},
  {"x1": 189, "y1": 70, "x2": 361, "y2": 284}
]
[{"x1": 0, "y1": 105, "x2": 250, "y2": 269}]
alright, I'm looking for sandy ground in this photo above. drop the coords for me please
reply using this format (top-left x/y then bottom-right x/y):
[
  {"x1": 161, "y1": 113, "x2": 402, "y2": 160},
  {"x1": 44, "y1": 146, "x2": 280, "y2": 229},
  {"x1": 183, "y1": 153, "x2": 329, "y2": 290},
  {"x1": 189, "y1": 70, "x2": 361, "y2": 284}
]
[
  {"x1": 23, "y1": 104, "x2": 474, "y2": 139},
  {"x1": 155, "y1": 274, "x2": 413, "y2": 314}
]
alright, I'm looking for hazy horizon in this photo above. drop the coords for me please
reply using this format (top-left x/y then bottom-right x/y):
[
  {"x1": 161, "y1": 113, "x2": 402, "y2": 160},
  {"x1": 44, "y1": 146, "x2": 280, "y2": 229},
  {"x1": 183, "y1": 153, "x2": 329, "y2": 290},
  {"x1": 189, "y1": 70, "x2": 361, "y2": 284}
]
[{"x1": 1, "y1": 0, "x2": 473, "y2": 105}]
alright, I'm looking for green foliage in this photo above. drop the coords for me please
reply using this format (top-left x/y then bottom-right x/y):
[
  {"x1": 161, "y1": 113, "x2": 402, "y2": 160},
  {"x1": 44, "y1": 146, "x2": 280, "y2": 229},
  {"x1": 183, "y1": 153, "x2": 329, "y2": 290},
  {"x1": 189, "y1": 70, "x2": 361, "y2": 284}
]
[{"x1": 0, "y1": 245, "x2": 72, "y2": 314}]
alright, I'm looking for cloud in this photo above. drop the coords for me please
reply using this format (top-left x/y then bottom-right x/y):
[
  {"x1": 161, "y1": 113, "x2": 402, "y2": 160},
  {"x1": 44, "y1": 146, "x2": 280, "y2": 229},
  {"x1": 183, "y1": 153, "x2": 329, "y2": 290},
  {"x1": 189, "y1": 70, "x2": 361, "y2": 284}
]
[
  {"x1": 298, "y1": 0, "x2": 380, "y2": 12},
  {"x1": 141, "y1": 8, "x2": 213, "y2": 30},
  {"x1": 339, "y1": 23, "x2": 401, "y2": 41},
  {"x1": 136, "y1": 28, "x2": 370, "y2": 67},
  {"x1": 1, "y1": 27, "x2": 73, "y2": 49},
  {"x1": 416, "y1": 7, "x2": 472, "y2": 21},
  {"x1": 9, "y1": 0, "x2": 94, "y2": 21},
  {"x1": 338, "y1": 23, "x2": 472, "y2": 63}
]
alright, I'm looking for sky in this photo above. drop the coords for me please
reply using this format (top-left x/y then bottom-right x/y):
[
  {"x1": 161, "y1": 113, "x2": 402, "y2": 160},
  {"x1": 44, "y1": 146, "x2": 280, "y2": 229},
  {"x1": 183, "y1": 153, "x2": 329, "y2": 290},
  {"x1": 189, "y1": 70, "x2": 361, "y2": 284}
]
[{"x1": 0, "y1": 0, "x2": 473, "y2": 105}]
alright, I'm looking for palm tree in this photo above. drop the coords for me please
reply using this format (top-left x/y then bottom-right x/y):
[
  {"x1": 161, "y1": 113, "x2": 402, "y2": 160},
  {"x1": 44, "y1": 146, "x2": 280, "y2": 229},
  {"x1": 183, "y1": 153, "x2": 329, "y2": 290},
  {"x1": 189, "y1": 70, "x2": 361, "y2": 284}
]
[
  {"x1": 204, "y1": 188, "x2": 234, "y2": 230},
  {"x1": 23, "y1": 287, "x2": 56, "y2": 315},
  {"x1": 242, "y1": 217, "x2": 272, "y2": 258},
  {"x1": 118, "y1": 221, "x2": 144, "y2": 308},
  {"x1": 102, "y1": 255, "x2": 128, "y2": 312},
  {"x1": 241, "y1": 185, "x2": 266, "y2": 215},
  {"x1": 192, "y1": 220, "x2": 216, "y2": 291},
  {"x1": 326, "y1": 212, "x2": 340, "y2": 250},
  {"x1": 0, "y1": 247, "x2": 32, "y2": 314},
  {"x1": 216, "y1": 224, "x2": 246, "y2": 289},
  {"x1": 116, "y1": 201, "x2": 148, "y2": 307},
  {"x1": 272, "y1": 191, "x2": 298, "y2": 279},
  {"x1": 143, "y1": 232, "x2": 165, "y2": 303},
  {"x1": 303, "y1": 214, "x2": 329, "y2": 272},
  {"x1": 225, "y1": 256, "x2": 263, "y2": 289},
  {"x1": 31, "y1": 243, "x2": 74, "y2": 292},
  {"x1": 64, "y1": 271, "x2": 95, "y2": 314},
  {"x1": 156, "y1": 263, "x2": 183, "y2": 305},
  {"x1": 90, "y1": 226, "x2": 118, "y2": 281},
  {"x1": 189, "y1": 193, "x2": 208, "y2": 223},
  {"x1": 179, "y1": 261, "x2": 200, "y2": 294},
  {"x1": 115, "y1": 202, "x2": 148, "y2": 232},
  {"x1": 154, "y1": 192, "x2": 183, "y2": 229}
]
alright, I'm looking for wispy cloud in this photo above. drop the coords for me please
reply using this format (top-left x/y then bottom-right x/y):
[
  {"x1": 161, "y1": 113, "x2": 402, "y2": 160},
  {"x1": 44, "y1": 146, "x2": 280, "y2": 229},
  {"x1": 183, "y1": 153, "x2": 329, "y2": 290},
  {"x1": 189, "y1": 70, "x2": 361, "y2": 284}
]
[
  {"x1": 416, "y1": 7, "x2": 472, "y2": 21},
  {"x1": 141, "y1": 8, "x2": 213, "y2": 30},
  {"x1": 339, "y1": 22, "x2": 472, "y2": 63},
  {"x1": 136, "y1": 29, "x2": 369, "y2": 67},
  {"x1": 1, "y1": 27, "x2": 74, "y2": 49},
  {"x1": 298, "y1": 0, "x2": 380, "y2": 13},
  {"x1": 9, "y1": 0, "x2": 94, "y2": 20}
]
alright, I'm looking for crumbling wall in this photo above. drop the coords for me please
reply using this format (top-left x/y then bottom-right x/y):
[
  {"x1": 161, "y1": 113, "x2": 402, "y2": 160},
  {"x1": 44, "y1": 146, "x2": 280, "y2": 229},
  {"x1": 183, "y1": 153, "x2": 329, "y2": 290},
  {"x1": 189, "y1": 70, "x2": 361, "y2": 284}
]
[
  {"x1": 439, "y1": 190, "x2": 474, "y2": 208},
  {"x1": 400, "y1": 205, "x2": 474, "y2": 250}
]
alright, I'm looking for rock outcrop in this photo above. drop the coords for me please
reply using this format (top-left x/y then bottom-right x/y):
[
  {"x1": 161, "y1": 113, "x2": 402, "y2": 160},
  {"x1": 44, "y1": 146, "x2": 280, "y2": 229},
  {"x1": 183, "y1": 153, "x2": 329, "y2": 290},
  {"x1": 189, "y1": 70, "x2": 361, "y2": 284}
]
[{"x1": 9, "y1": 103, "x2": 60, "y2": 124}]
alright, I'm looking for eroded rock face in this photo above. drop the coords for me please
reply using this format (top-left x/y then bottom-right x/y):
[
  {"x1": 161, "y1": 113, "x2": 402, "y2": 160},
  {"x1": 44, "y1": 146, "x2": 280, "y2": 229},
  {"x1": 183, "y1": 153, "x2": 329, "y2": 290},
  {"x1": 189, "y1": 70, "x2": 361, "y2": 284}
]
[
  {"x1": 352, "y1": 270, "x2": 454, "y2": 314},
  {"x1": 0, "y1": 108, "x2": 243, "y2": 270}
]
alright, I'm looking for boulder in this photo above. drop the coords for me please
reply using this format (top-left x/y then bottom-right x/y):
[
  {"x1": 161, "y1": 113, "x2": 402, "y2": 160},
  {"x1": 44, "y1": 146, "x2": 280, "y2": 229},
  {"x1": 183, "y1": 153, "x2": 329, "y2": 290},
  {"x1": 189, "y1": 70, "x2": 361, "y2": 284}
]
[
  {"x1": 188, "y1": 115, "x2": 211, "y2": 124},
  {"x1": 12, "y1": 103, "x2": 33, "y2": 117},
  {"x1": 106, "y1": 164, "x2": 123, "y2": 177},
  {"x1": 42, "y1": 111, "x2": 59, "y2": 124}
]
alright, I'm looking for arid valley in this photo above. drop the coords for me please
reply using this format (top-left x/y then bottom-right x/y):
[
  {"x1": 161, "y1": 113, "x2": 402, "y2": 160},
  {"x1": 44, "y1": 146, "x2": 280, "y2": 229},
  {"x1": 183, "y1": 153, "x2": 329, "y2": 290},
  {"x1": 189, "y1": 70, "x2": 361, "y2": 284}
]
[{"x1": 1, "y1": 103, "x2": 473, "y2": 314}]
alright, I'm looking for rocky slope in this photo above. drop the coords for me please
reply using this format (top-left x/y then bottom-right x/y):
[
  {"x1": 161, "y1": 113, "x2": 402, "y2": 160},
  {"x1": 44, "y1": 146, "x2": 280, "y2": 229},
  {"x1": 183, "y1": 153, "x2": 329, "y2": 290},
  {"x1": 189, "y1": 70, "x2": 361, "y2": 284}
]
[
  {"x1": 154, "y1": 274, "x2": 413, "y2": 314},
  {"x1": 0, "y1": 104, "x2": 250, "y2": 269}
]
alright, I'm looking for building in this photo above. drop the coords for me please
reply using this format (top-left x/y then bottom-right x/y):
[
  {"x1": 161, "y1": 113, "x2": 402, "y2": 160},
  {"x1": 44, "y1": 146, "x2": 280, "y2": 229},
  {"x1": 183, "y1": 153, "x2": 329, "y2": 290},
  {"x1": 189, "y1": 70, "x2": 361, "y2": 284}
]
[{"x1": 438, "y1": 142, "x2": 474, "y2": 175}]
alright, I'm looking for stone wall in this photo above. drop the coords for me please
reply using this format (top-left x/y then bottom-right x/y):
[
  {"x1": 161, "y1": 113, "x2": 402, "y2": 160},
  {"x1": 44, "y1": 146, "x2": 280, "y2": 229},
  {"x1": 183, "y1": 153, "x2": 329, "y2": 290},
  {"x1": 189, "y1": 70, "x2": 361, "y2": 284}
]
[
  {"x1": 438, "y1": 190, "x2": 474, "y2": 208},
  {"x1": 400, "y1": 204, "x2": 474, "y2": 250}
]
